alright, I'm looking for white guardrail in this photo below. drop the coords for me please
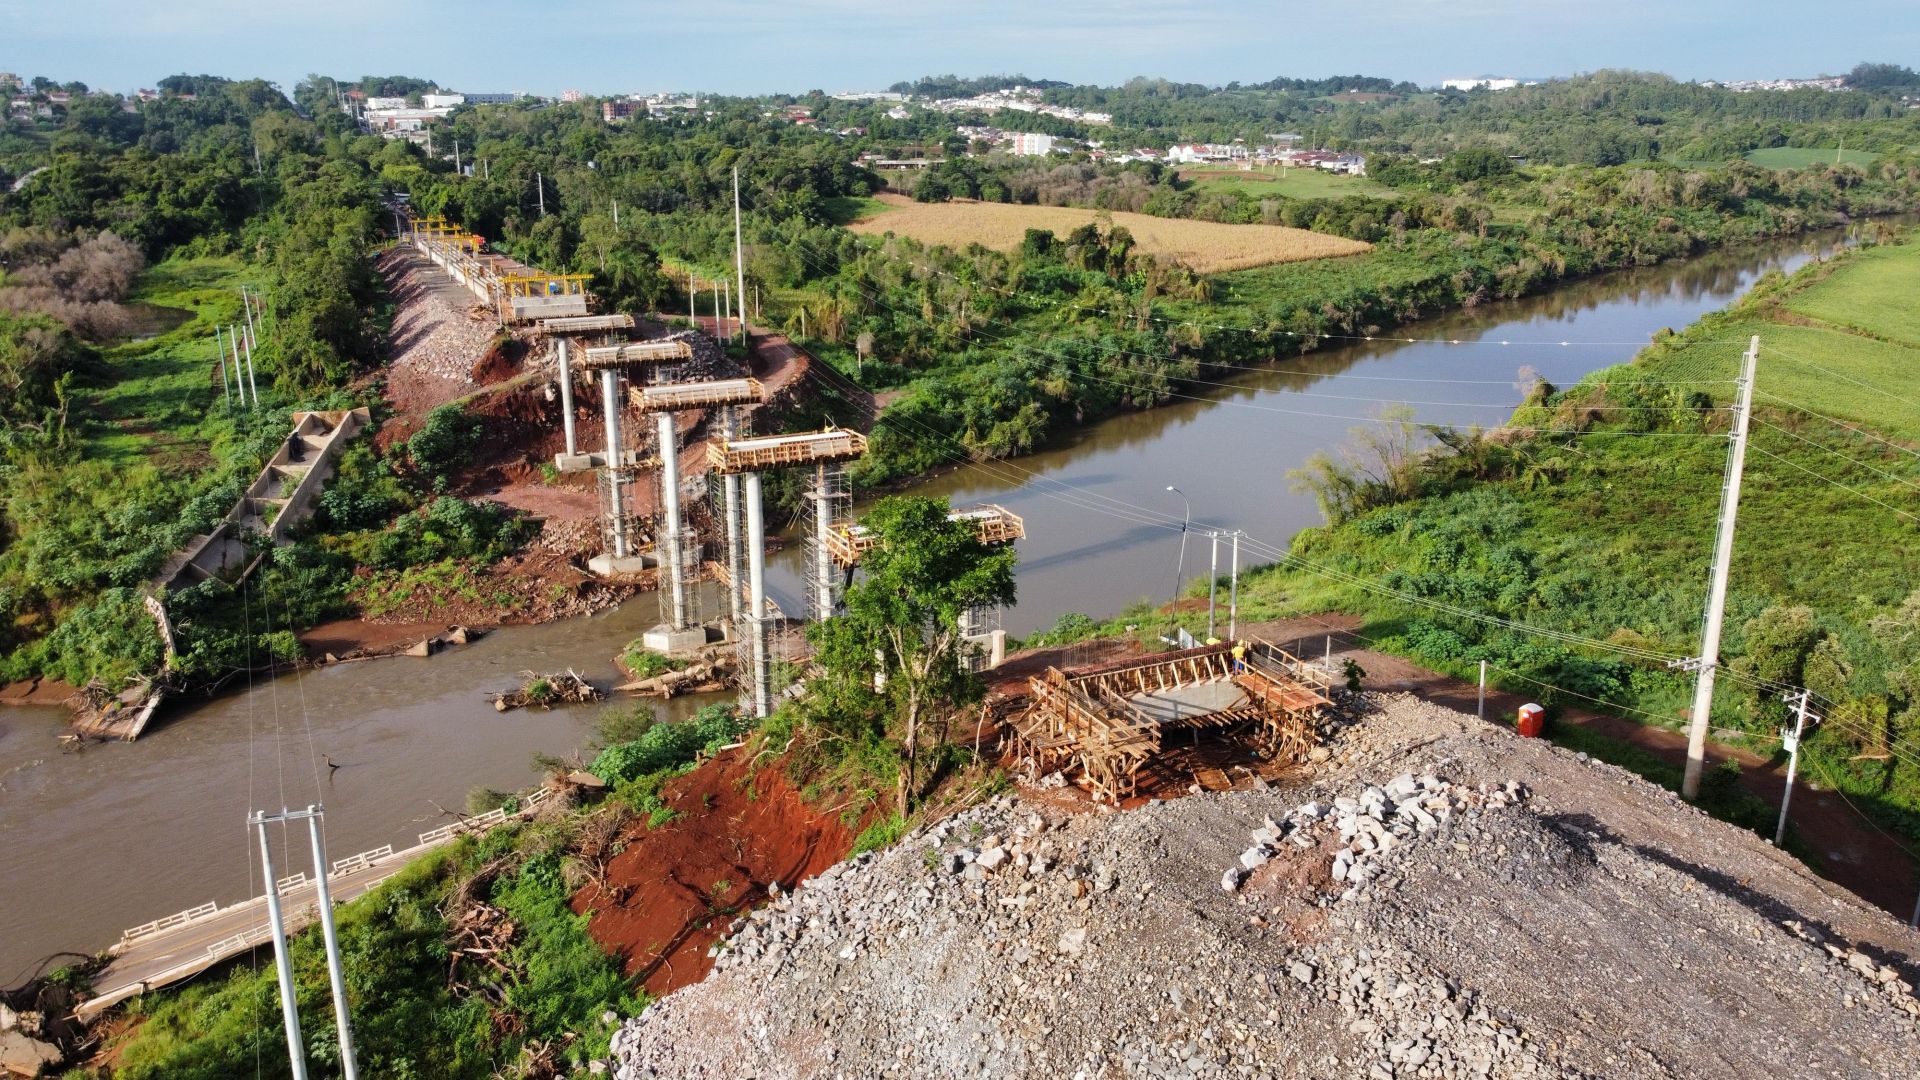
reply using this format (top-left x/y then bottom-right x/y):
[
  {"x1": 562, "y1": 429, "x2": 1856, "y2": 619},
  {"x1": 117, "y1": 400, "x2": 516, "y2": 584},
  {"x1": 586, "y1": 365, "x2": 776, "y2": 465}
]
[{"x1": 112, "y1": 788, "x2": 557, "y2": 948}]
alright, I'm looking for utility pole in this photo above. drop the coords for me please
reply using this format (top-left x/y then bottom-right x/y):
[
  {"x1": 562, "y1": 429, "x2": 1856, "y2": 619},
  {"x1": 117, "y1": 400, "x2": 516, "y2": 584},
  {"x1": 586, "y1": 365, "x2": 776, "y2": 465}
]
[
  {"x1": 612, "y1": 199, "x2": 619, "y2": 227},
  {"x1": 1227, "y1": 531, "x2": 1240, "y2": 639},
  {"x1": 1206, "y1": 530, "x2": 1220, "y2": 639},
  {"x1": 453, "y1": 138, "x2": 461, "y2": 174},
  {"x1": 733, "y1": 165, "x2": 749, "y2": 344},
  {"x1": 1774, "y1": 689, "x2": 1818, "y2": 847},
  {"x1": 214, "y1": 327, "x2": 231, "y2": 407},
  {"x1": 536, "y1": 171, "x2": 545, "y2": 217},
  {"x1": 723, "y1": 280, "x2": 731, "y2": 341},
  {"x1": 1478, "y1": 660, "x2": 1488, "y2": 721},
  {"x1": 689, "y1": 273, "x2": 697, "y2": 323},
  {"x1": 241, "y1": 287, "x2": 260, "y2": 359},
  {"x1": 251, "y1": 807, "x2": 361, "y2": 1080},
  {"x1": 1682, "y1": 336, "x2": 1760, "y2": 800},
  {"x1": 239, "y1": 323, "x2": 260, "y2": 406},
  {"x1": 251, "y1": 814, "x2": 310, "y2": 1080},
  {"x1": 713, "y1": 284, "x2": 721, "y2": 339}
]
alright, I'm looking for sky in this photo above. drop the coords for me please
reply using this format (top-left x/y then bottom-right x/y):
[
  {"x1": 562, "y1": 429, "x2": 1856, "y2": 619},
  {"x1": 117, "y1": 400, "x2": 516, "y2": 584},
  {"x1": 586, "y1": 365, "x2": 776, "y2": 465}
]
[{"x1": 6, "y1": 0, "x2": 1916, "y2": 97}]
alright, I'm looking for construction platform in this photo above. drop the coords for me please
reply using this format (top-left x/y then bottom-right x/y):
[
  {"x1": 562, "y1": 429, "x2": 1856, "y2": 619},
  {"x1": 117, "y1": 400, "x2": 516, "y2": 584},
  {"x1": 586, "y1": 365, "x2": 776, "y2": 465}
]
[
  {"x1": 825, "y1": 504, "x2": 1024, "y2": 567},
  {"x1": 1003, "y1": 640, "x2": 1334, "y2": 803},
  {"x1": 707, "y1": 428, "x2": 868, "y2": 474},
  {"x1": 631, "y1": 377, "x2": 764, "y2": 412},
  {"x1": 541, "y1": 313, "x2": 636, "y2": 335},
  {"x1": 406, "y1": 213, "x2": 592, "y2": 322},
  {"x1": 579, "y1": 338, "x2": 694, "y2": 369}
]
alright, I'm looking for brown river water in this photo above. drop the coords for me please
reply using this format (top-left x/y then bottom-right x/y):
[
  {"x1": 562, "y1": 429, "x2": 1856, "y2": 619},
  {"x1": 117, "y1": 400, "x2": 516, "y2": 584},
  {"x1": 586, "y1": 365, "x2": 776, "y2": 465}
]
[{"x1": 0, "y1": 228, "x2": 1862, "y2": 977}]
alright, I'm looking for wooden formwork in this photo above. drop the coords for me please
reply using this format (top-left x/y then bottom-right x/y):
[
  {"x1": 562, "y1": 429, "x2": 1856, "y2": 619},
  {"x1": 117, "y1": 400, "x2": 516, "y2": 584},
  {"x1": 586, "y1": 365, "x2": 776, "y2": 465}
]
[
  {"x1": 1008, "y1": 639, "x2": 1332, "y2": 803},
  {"x1": 707, "y1": 429, "x2": 868, "y2": 474},
  {"x1": 582, "y1": 338, "x2": 691, "y2": 369},
  {"x1": 630, "y1": 377, "x2": 764, "y2": 412},
  {"x1": 824, "y1": 503, "x2": 1025, "y2": 567}
]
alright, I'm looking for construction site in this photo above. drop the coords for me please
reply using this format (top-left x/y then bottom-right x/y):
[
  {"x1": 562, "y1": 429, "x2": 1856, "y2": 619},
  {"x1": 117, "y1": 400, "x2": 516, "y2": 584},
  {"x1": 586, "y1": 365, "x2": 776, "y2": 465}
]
[{"x1": 393, "y1": 209, "x2": 1034, "y2": 718}]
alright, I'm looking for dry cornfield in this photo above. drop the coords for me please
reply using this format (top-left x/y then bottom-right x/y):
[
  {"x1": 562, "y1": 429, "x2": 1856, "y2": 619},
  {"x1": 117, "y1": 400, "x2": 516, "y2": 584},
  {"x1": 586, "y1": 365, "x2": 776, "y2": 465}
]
[{"x1": 847, "y1": 193, "x2": 1370, "y2": 273}]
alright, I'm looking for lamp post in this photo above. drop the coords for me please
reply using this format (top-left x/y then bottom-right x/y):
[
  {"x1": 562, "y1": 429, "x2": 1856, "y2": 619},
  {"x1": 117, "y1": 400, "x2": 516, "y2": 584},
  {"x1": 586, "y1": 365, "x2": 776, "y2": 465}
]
[{"x1": 1166, "y1": 485, "x2": 1190, "y2": 636}]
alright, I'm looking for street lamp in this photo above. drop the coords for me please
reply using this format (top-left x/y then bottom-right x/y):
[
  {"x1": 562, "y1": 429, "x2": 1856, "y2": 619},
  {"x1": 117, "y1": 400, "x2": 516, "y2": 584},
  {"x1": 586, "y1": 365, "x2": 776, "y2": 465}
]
[{"x1": 1166, "y1": 485, "x2": 1190, "y2": 635}]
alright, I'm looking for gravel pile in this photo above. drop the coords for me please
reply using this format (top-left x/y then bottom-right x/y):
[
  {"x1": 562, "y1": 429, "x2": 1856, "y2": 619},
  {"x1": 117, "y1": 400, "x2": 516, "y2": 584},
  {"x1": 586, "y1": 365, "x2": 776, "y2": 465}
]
[
  {"x1": 381, "y1": 249, "x2": 501, "y2": 403},
  {"x1": 609, "y1": 693, "x2": 1920, "y2": 1079}
]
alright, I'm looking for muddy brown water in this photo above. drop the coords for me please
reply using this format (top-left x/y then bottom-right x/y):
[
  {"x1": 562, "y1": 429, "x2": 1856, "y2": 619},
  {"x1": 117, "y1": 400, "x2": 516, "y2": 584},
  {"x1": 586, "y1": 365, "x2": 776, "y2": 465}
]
[{"x1": 0, "y1": 228, "x2": 1863, "y2": 977}]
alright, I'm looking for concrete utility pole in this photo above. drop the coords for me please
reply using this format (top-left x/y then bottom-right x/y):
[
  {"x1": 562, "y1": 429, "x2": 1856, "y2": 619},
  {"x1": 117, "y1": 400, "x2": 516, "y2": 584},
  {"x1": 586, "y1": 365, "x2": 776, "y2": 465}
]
[
  {"x1": 1682, "y1": 336, "x2": 1760, "y2": 800},
  {"x1": 303, "y1": 809, "x2": 360, "y2": 1080},
  {"x1": 1478, "y1": 660, "x2": 1488, "y2": 721},
  {"x1": 689, "y1": 273, "x2": 697, "y2": 323},
  {"x1": 241, "y1": 287, "x2": 260, "y2": 358},
  {"x1": 1774, "y1": 689, "x2": 1817, "y2": 847},
  {"x1": 1227, "y1": 531, "x2": 1240, "y2": 639},
  {"x1": 601, "y1": 371, "x2": 627, "y2": 557},
  {"x1": 1206, "y1": 531, "x2": 1220, "y2": 639},
  {"x1": 713, "y1": 284, "x2": 721, "y2": 339},
  {"x1": 536, "y1": 171, "x2": 545, "y2": 217},
  {"x1": 723, "y1": 281, "x2": 731, "y2": 341},
  {"x1": 453, "y1": 138, "x2": 461, "y2": 174},
  {"x1": 744, "y1": 470, "x2": 772, "y2": 718},
  {"x1": 721, "y1": 408, "x2": 746, "y2": 627},
  {"x1": 733, "y1": 165, "x2": 749, "y2": 344},
  {"x1": 215, "y1": 327, "x2": 231, "y2": 407},
  {"x1": 251, "y1": 814, "x2": 309, "y2": 1080},
  {"x1": 240, "y1": 324, "x2": 260, "y2": 406},
  {"x1": 659, "y1": 411, "x2": 688, "y2": 628}
]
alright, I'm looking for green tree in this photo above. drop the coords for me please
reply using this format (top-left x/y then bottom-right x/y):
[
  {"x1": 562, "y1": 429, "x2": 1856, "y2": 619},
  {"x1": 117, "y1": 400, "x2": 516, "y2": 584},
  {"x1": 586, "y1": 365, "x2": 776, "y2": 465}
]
[{"x1": 806, "y1": 496, "x2": 1016, "y2": 814}]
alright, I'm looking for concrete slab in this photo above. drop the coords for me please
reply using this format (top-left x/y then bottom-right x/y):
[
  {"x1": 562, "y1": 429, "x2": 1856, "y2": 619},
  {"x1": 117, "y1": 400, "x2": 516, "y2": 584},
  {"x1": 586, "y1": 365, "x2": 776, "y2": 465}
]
[
  {"x1": 588, "y1": 553, "x2": 654, "y2": 578},
  {"x1": 1128, "y1": 680, "x2": 1249, "y2": 724}
]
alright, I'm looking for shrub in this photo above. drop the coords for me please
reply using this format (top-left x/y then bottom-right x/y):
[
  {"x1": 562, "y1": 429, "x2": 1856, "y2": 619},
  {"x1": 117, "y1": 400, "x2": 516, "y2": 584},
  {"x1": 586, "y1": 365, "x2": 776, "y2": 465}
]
[
  {"x1": 589, "y1": 703, "x2": 747, "y2": 785},
  {"x1": 406, "y1": 404, "x2": 482, "y2": 479}
]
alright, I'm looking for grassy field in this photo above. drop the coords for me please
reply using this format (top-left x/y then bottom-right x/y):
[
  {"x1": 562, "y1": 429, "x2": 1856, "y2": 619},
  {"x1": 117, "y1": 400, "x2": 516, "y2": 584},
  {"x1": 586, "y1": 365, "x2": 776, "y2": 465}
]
[
  {"x1": 1635, "y1": 238, "x2": 1920, "y2": 443},
  {"x1": 1744, "y1": 146, "x2": 1882, "y2": 169},
  {"x1": 86, "y1": 256, "x2": 266, "y2": 463},
  {"x1": 1177, "y1": 166, "x2": 1393, "y2": 201},
  {"x1": 847, "y1": 193, "x2": 1371, "y2": 273},
  {"x1": 822, "y1": 194, "x2": 892, "y2": 226}
]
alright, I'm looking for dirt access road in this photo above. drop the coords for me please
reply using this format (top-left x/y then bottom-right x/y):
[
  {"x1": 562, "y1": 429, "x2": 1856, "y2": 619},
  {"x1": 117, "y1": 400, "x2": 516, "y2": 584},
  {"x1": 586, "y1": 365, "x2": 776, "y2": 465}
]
[{"x1": 1243, "y1": 612, "x2": 1920, "y2": 918}]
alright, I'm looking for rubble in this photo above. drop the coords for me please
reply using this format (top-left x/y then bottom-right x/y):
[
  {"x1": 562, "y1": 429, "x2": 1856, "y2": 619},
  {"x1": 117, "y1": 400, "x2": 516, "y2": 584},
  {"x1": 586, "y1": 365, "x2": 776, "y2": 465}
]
[{"x1": 608, "y1": 693, "x2": 1920, "y2": 1079}]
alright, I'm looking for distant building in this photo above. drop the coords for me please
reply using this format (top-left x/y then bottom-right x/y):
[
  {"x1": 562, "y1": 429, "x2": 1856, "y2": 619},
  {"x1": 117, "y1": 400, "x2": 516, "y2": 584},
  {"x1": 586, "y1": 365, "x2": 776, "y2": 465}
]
[
  {"x1": 462, "y1": 92, "x2": 520, "y2": 105},
  {"x1": 603, "y1": 99, "x2": 641, "y2": 123},
  {"x1": 1010, "y1": 132, "x2": 1055, "y2": 156},
  {"x1": 1442, "y1": 77, "x2": 1520, "y2": 92},
  {"x1": 561, "y1": 89, "x2": 583, "y2": 103},
  {"x1": 421, "y1": 92, "x2": 465, "y2": 109}
]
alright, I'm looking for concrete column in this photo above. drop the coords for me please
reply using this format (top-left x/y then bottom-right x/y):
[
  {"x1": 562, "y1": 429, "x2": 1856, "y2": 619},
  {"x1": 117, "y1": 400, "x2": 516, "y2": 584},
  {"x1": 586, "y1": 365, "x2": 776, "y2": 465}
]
[
  {"x1": 658, "y1": 411, "x2": 687, "y2": 629},
  {"x1": 813, "y1": 463, "x2": 836, "y2": 620},
  {"x1": 601, "y1": 370, "x2": 627, "y2": 558},
  {"x1": 721, "y1": 407, "x2": 745, "y2": 628},
  {"x1": 745, "y1": 470, "x2": 771, "y2": 718},
  {"x1": 557, "y1": 339, "x2": 577, "y2": 456}
]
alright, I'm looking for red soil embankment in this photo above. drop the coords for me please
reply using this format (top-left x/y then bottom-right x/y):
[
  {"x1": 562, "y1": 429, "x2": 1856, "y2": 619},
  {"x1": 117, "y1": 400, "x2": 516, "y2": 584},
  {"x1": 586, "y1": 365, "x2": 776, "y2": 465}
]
[{"x1": 572, "y1": 749, "x2": 858, "y2": 998}]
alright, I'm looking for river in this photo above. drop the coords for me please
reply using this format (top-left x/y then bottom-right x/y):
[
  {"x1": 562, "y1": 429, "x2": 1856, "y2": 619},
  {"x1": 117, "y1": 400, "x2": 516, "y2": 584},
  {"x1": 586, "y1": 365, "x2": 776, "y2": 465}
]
[{"x1": 0, "y1": 228, "x2": 1857, "y2": 977}]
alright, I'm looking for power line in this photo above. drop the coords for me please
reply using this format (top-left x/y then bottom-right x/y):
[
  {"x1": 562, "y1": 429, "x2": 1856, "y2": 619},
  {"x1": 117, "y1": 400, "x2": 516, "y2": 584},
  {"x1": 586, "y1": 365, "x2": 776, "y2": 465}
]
[
  {"x1": 1747, "y1": 444, "x2": 1920, "y2": 525},
  {"x1": 1750, "y1": 416, "x2": 1920, "y2": 495},
  {"x1": 1762, "y1": 343, "x2": 1920, "y2": 414},
  {"x1": 1750, "y1": 388, "x2": 1920, "y2": 462}
]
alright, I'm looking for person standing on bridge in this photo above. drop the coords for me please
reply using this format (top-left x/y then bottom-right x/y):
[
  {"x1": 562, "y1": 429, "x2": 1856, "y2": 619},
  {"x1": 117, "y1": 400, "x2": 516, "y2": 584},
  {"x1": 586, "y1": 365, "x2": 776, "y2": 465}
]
[{"x1": 1231, "y1": 640, "x2": 1247, "y2": 673}]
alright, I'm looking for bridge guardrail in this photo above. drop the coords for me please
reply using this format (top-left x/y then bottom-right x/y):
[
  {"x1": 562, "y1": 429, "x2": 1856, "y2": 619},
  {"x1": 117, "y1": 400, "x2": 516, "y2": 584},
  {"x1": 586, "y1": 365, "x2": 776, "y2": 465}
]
[{"x1": 120, "y1": 900, "x2": 219, "y2": 945}]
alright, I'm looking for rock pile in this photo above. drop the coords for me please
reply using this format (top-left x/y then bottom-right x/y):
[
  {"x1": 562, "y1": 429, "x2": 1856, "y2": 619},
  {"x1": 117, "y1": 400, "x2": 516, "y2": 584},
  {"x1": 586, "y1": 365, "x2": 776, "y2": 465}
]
[
  {"x1": 1224, "y1": 775, "x2": 1526, "y2": 899},
  {"x1": 608, "y1": 692, "x2": 1920, "y2": 1080}
]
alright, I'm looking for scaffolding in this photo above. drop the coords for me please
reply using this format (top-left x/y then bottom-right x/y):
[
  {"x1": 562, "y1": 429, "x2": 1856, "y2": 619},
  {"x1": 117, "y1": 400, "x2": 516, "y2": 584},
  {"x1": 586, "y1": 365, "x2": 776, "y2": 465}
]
[
  {"x1": 804, "y1": 463, "x2": 853, "y2": 622},
  {"x1": 630, "y1": 377, "x2": 763, "y2": 413}
]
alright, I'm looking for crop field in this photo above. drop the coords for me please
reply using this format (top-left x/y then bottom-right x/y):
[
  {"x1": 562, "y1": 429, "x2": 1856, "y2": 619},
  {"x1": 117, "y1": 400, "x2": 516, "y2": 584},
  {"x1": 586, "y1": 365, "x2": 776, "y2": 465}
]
[
  {"x1": 1744, "y1": 146, "x2": 1881, "y2": 169},
  {"x1": 1636, "y1": 237, "x2": 1920, "y2": 443},
  {"x1": 846, "y1": 194, "x2": 1370, "y2": 273},
  {"x1": 1177, "y1": 166, "x2": 1393, "y2": 200}
]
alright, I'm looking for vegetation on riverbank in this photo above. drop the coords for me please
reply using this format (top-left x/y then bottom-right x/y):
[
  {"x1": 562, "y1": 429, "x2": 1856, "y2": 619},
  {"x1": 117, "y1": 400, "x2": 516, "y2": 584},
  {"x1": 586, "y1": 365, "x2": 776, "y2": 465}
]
[{"x1": 1217, "y1": 234, "x2": 1920, "y2": 838}]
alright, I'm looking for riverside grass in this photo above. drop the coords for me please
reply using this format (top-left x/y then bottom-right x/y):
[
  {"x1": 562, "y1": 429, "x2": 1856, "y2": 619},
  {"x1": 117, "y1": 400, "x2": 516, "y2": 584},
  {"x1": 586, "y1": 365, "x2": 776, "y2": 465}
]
[{"x1": 847, "y1": 193, "x2": 1371, "y2": 274}]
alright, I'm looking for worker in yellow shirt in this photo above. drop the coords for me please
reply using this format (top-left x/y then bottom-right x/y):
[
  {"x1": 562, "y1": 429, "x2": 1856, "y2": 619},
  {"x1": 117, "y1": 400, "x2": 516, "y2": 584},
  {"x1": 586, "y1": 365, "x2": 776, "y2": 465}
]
[{"x1": 1231, "y1": 640, "x2": 1247, "y2": 673}]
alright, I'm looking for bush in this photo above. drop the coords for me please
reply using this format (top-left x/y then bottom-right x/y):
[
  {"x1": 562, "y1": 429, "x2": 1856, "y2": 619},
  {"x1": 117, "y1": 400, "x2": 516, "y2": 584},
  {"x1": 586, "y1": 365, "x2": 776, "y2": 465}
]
[
  {"x1": 406, "y1": 404, "x2": 482, "y2": 480},
  {"x1": 589, "y1": 703, "x2": 746, "y2": 785}
]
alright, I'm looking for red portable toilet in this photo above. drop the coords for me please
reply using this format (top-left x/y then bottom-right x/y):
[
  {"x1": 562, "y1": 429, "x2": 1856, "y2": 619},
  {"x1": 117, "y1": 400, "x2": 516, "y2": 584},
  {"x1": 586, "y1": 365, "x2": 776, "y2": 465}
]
[{"x1": 1516, "y1": 703, "x2": 1546, "y2": 738}]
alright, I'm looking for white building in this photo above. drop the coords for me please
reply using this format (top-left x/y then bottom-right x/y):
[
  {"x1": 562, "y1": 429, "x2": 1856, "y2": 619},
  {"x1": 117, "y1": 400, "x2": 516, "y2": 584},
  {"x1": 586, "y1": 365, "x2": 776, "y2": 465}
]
[
  {"x1": 1442, "y1": 77, "x2": 1521, "y2": 92},
  {"x1": 1010, "y1": 132, "x2": 1055, "y2": 156},
  {"x1": 421, "y1": 92, "x2": 466, "y2": 109}
]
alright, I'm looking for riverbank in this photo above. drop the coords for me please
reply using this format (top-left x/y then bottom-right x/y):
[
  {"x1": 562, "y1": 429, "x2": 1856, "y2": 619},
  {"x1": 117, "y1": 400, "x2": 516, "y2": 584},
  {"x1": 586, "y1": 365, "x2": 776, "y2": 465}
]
[{"x1": 1218, "y1": 233, "x2": 1920, "y2": 888}]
